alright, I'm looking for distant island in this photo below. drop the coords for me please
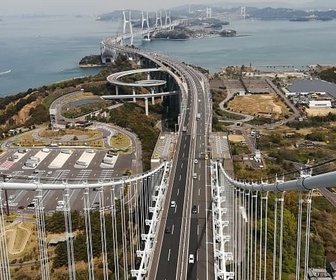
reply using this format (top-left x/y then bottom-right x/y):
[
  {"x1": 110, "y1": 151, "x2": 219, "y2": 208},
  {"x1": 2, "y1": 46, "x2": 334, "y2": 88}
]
[{"x1": 78, "y1": 55, "x2": 104, "y2": 68}]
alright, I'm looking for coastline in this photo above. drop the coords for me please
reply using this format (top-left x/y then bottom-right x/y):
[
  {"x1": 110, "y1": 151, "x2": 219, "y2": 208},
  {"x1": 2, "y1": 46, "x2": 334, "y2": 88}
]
[{"x1": 78, "y1": 64, "x2": 106, "y2": 68}]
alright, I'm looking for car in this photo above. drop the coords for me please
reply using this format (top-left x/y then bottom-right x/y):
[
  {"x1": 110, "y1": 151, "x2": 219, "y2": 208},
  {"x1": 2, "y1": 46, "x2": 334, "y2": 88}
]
[
  {"x1": 165, "y1": 226, "x2": 171, "y2": 233},
  {"x1": 26, "y1": 203, "x2": 35, "y2": 210},
  {"x1": 47, "y1": 171, "x2": 52, "y2": 175},
  {"x1": 194, "y1": 159, "x2": 198, "y2": 164},
  {"x1": 170, "y1": 201, "x2": 176, "y2": 208},
  {"x1": 192, "y1": 205, "x2": 197, "y2": 214},
  {"x1": 17, "y1": 205, "x2": 25, "y2": 210},
  {"x1": 189, "y1": 254, "x2": 195, "y2": 264},
  {"x1": 205, "y1": 154, "x2": 209, "y2": 160}
]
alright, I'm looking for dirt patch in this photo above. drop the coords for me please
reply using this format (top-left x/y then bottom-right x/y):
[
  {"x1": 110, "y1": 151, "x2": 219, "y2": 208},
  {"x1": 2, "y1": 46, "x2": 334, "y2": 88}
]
[
  {"x1": 306, "y1": 108, "x2": 336, "y2": 116},
  {"x1": 40, "y1": 128, "x2": 101, "y2": 141},
  {"x1": 228, "y1": 134, "x2": 245, "y2": 142},
  {"x1": 228, "y1": 94, "x2": 289, "y2": 118},
  {"x1": 6, "y1": 223, "x2": 32, "y2": 255}
]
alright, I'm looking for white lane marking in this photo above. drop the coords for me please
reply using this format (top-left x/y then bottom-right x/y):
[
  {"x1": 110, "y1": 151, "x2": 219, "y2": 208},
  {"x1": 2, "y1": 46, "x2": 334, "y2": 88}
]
[
  {"x1": 172, "y1": 224, "x2": 175, "y2": 235},
  {"x1": 179, "y1": 175, "x2": 181, "y2": 181},
  {"x1": 168, "y1": 249, "x2": 171, "y2": 261},
  {"x1": 177, "y1": 189, "x2": 180, "y2": 196},
  {"x1": 197, "y1": 224, "x2": 199, "y2": 235}
]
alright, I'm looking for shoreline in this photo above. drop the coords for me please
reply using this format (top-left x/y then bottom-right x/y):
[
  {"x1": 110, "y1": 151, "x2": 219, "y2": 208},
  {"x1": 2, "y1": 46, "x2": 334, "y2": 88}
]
[{"x1": 78, "y1": 64, "x2": 106, "y2": 68}]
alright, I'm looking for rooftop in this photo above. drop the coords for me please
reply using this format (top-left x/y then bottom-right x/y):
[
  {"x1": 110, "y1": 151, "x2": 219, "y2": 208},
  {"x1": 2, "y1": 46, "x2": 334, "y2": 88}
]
[{"x1": 288, "y1": 79, "x2": 336, "y2": 97}]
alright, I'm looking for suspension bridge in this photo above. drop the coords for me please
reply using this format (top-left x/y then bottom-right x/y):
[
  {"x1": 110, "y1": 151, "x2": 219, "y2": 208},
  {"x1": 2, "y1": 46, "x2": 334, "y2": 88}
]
[{"x1": 0, "y1": 44, "x2": 336, "y2": 280}]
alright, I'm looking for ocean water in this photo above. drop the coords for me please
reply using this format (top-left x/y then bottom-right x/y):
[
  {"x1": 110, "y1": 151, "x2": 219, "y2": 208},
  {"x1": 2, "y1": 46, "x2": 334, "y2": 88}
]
[
  {"x1": 1, "y1": 15, "x2": 336, "y2": 97},
  {"x1": 0, "y1": 15, "x2": 120, "y2": 96}
]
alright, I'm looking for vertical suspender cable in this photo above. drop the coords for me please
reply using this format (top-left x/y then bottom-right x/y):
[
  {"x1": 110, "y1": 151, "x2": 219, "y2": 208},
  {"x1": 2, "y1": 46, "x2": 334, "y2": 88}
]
[
  {"x1": 83, "y1": 187, "x2": 94, "y2": 280},
  {"x1": 272, "y1": 195, "x2": 278, "y2": 280},
  {"x1": 295, "y1": 192, "x2": 303, "y2": 280},
  {"x1": 254, "y1": 191, "x2": 258, "y2": 280},
  {"x1": 278, "y1": 192, "x2": 285, "y2": 280},
  {"x1": 263, "y1": 192, "x2": 269, "y2": 280},
  {"x1": 259, "y1": 191, "x2": 263, "y2": 280},
  {"x1": 111, "y1": 187, "x2": 119, "y2": 279},
  {"x1": 303, "y1": 191, "x2": 313, "y2": 280}
]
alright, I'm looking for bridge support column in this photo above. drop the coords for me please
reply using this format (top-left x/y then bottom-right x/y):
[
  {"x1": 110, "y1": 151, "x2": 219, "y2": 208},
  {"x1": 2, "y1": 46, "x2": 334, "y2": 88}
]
[
  {"x1": 115, "y1": 86, "x2": 119, "y2": 95},
  {"x1": 145, "y1": 97, "x2": 149, "y2": 116},
  {"x1": 151, "y1": 87, "x2": 155, "y2": 104},
  {"x1": 133, "y1": 87, "x2": 136, "y2": 102}
]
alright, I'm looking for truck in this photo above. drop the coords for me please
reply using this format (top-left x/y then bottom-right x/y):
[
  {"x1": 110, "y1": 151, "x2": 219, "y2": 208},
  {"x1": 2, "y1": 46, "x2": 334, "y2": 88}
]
[{"x1": 196, "y1": 113, "x2": 201, "y2": 121}]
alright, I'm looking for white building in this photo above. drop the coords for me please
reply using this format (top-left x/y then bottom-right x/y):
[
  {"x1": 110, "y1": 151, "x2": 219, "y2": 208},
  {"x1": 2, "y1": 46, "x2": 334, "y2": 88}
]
[{"x1": 308, "y1": 100, "x2": 331, "y2": 108}]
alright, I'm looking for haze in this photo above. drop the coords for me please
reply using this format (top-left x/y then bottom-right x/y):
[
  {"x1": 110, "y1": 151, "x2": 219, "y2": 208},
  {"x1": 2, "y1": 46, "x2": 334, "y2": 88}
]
[{"x1": 1, "y1": 0, "x2": 311, "y2": 16}]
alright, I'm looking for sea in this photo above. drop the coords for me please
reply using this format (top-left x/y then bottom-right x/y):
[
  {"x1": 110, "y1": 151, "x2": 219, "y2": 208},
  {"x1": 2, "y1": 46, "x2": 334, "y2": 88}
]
[{"x1": 1, "y1": 14, "x2": 336, "y2": 97}]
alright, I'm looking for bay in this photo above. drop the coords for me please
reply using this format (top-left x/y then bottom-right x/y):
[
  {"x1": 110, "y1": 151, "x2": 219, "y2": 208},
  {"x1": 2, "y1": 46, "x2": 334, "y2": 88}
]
[{"x1": 1, "y1": 15, "x2": 336, "y2": 97}]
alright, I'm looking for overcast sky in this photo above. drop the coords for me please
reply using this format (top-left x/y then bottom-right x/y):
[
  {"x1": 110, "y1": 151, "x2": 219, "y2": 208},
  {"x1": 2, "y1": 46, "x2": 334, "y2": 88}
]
[{"x1": 0, "y1": 0, "x2": 311, "y2": 16}]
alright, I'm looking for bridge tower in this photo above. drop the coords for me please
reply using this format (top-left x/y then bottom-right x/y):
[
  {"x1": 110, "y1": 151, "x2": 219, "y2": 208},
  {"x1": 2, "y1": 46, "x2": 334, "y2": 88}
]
[
  {"x1": 164, "y1": 11, "x2": 172, "y2": 30},
  {"x1": 206, "y1": 7, "x2": 212, "y2": 18},
  {"x1": 141, "y1": 11, "x2": 150, "y2": 40},
  {"x1": 122, "y1": 10, "x2": 134, "y2": 45},
  {"x1": 240, "y1": 6, "x2": 246, "y2": 19},
  {"x1": 156, "y1": 10, "x2": 163, "y2": 29}
]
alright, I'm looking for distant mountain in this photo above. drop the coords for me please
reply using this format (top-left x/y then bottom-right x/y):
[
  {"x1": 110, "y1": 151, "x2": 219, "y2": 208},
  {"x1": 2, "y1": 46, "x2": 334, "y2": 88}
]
[
  {"x1": 246, "y1": 7, "x2": 336, "y2": 20},
  {"x1": 212, "y1": 1, "x2": 297, "y2": 9},
  {"x1": 97, "y1": 6, "x2": 336, "y2": 22}
]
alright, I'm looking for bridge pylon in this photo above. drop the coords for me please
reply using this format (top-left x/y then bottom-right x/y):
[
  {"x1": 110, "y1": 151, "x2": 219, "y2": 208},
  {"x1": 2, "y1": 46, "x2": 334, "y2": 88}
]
[
  {"x1": 122, "y1": 10, "x2": 134, "y2": 45},
  {"x1": 240, "y1": 6, "x2": 246, "y2": 19},
  {"x1": 165, "y1": 11, "x2": 172, "y2": 30},
  {"x1": 156, "y1": 10, "x2": 163, "y2": 29},
  {"x1": 141, "y1": 11, "x2": 150, "y2": 40},
  {"x1": 206, "y1": 7, "x2": 212, "y2": 18}
]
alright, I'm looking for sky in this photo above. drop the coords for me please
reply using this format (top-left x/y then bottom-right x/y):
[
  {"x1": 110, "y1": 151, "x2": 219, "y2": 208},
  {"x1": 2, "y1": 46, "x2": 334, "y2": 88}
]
[{"x1": 0, "y1": 0, "x2": 311, "y2": 16}]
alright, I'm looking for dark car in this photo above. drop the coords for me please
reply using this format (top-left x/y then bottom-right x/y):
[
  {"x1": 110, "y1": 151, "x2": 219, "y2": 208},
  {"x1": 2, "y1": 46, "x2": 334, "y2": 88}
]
[
  {"x1": 192, "y1": 205, "x2": 197, "y2": 214},
  {"x1": 17, "y1": 206, "x2": 25, "y2": 210},
  {"x1": 165, "y1": 226, "x2": 171, "y2": 234}
]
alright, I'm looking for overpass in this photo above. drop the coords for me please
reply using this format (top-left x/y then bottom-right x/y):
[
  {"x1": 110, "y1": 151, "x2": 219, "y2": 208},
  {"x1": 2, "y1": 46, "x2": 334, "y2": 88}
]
[{"x1": 1, "y1": 44, "x2": 336, "y2": 280}]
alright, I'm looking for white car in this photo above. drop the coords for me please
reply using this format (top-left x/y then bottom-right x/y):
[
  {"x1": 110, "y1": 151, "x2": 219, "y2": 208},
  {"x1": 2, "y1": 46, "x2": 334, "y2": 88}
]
[
  {"x1": 194, "y1": 159, "x2": 198, "y2": 164},
  {"x1": 189, "y1": 254, "x2": 195, "y2": 264},
  {"x1": 170, "y1": 201, "x2": 176, "y2": 208}
]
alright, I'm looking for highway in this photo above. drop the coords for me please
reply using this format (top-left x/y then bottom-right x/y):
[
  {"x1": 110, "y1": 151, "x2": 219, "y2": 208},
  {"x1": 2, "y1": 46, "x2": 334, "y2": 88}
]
[{"x1": 150, "y1": 55, "x2": 213, "y2": 279}]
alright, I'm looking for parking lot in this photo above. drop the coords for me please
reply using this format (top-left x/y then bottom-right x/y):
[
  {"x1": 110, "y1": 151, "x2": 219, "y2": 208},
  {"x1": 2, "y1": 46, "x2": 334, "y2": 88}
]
[{"x1": 0, "y1": 147, "x2": 131, "y2": 213}]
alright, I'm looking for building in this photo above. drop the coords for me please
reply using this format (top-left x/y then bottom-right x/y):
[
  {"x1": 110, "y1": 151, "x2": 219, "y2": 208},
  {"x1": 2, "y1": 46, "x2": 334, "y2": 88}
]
[
  {"x1": 307, "y1": 268, "x2": 332, "y2": 280},
  {"x1": 309, "y1": 100, "x2": 332, "y2": 108}
]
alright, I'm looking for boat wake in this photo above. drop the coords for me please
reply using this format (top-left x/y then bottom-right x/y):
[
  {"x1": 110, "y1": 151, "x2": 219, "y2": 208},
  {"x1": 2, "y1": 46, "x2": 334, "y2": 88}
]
[{"x1": 0, "y1": 70, "x2": 11, "y2": 76}]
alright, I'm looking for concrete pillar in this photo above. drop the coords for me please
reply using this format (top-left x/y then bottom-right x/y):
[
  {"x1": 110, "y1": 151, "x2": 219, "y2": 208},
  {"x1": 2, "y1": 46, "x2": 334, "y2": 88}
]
[
  {"x1": 133, "y1": 87, "x2": 136, "y2": 103},
  {"x1": 145, "y1": 97, "x2": 149, "y2": 116},
  {"x1": 115, "y1": 86, "x2": 119, "y2": 95},
  {"x1": 151, "y1": 87, "x2": 155, "y2": 105},
  {"x1": 147, "y1": 72, "x2": 151, "y2": 80}
]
